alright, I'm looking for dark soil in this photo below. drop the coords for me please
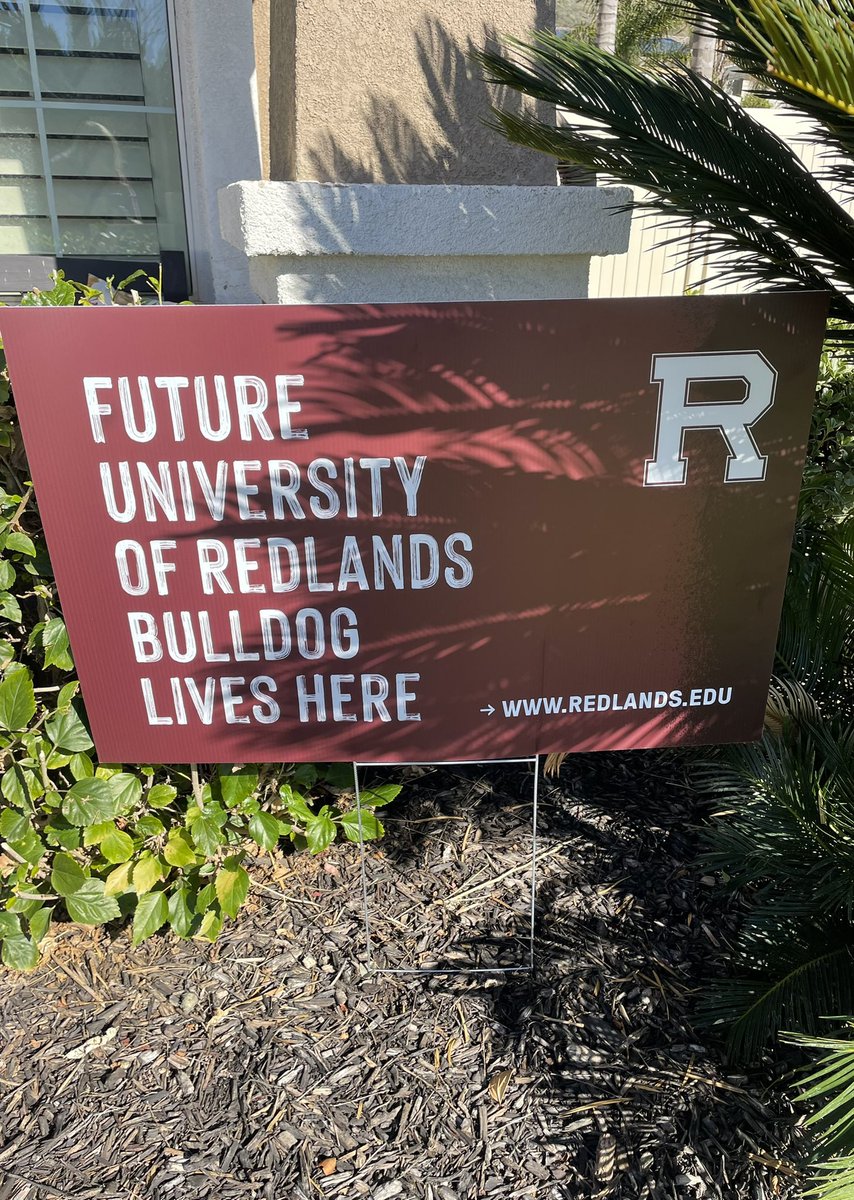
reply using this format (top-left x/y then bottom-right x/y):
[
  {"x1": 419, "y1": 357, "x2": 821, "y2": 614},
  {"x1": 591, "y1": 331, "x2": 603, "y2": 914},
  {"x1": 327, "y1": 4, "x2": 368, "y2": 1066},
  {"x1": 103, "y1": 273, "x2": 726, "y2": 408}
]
[{"x1": 0, "y1": 754, "x2": 802, "y2": 1199}]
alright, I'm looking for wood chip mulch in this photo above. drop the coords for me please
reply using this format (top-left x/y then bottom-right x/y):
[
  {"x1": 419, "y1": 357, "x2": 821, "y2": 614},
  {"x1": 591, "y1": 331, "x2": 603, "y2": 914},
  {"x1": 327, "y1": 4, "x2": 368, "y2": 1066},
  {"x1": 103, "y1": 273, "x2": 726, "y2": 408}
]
[{"x1": 0, "y1": 754, "x2": 802, "y2": 1200}]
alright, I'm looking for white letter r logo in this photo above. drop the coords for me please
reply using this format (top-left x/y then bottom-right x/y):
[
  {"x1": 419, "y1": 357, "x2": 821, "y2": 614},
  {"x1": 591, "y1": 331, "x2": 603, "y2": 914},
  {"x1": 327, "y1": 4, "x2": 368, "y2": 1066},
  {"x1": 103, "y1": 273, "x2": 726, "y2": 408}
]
[{"x1": 644, "y1": 351, "x2": 777, "y2": 486}]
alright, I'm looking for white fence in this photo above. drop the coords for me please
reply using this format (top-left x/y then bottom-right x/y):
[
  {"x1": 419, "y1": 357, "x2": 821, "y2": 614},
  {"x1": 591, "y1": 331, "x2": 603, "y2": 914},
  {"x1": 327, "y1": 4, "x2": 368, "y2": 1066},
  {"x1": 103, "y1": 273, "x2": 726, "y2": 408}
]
[{"x1": 588, "y1": 109, "x2": 854, "y2": 298}]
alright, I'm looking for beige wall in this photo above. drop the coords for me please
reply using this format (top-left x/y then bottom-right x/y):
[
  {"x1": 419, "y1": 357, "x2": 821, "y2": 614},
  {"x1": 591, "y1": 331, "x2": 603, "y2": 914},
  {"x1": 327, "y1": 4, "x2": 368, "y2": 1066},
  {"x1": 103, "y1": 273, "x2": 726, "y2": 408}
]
[
  {"x1": 252, "y1": 0, "x2": 271, "y2": 177},
  {"x1": 262, "y1": 0, "x2": 555, "y2": 186}
]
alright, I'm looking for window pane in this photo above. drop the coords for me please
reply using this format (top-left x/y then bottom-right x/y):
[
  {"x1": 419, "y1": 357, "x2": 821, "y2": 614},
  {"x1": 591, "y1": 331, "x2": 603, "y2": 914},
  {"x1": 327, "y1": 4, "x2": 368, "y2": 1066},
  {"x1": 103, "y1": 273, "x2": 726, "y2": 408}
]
[
  {"x1": 0, "y1": 3, "x2": 31, "y2": 98},
  {"x1": 140, "y1": 112, "x2": 185, "y2": 253},
  {"x1": 0, "y1": 53, "x2": 33, "y2": 99},
  {"x1": 49, "y1": 136, "x2": 152, "y2": 179},
  {"x1": 41, "y1": 105, "x2": 186, "y2": 257},
  {"x1": 0, "y1": 135, "x2": 41, "y2": 174},
  {"x1": 37, "y1": 57, "x2": 147, "y2": 103},
  {"x1": 0, "y1": 0, "x2": 189, "y2": 286},
  {"x1": 28, "y1": 9, "x2": 142, "y2": 54},
  {"x1": 0, "y1": 216, "x2": 53, "y2": 253},
  {"x1": 0, "y1": 177, "x2": 48, "y2": 216},
  {"x1": 41, "y1": 108, "x2": 148, "y2": 138},
  {"x1": 59, "y1": 217, "x2": 158, "y2": 257},
  {"x1": 0, "y1": 111, "x2": 39, "y2": 177}
]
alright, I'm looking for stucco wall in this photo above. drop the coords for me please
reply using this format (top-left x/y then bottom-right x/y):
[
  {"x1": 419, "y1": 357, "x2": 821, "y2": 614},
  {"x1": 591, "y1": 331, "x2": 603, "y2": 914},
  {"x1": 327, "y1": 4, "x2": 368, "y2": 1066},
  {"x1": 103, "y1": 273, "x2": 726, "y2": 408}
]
[
  {"x1": 267, "y1": 0, "x2": 556, "y2": 185},
  {"x1": 252, "y1": 0, "x2": 271, "y2": 178}
]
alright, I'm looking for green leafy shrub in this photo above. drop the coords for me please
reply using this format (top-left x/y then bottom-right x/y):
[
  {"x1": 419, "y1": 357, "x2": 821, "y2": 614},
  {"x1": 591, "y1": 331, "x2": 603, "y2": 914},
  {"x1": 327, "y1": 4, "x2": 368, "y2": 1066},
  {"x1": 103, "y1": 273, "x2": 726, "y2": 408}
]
[
  {"x1": 0, "y1": 276, "x2": 398, "y2": 970},
  {"x1": 741, "y1": 92, "x2": 773, "y2": 108},
  {"x1": 801, "y1": 346, "x2": 854, "y2": 530}
]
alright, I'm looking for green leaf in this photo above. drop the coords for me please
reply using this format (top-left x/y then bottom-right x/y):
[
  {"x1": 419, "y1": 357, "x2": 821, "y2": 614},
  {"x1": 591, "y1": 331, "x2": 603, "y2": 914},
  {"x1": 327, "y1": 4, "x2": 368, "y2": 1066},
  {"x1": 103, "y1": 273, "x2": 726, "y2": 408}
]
[
  {"x1": 46, "y1": 706, "x2": 93, "y2": 752},
  {"x1": 0, "y1": 911, "x2": 21, "y2": 938},
  {"x1": 0, "y1": 593, "x2": 21, "y2": 624},
  {"x1": 57, "y1": 681, "x2": 79, "y2": 708},
  {"x1": 190, "y1": 814, "x2": 225, "y2": 856},
  {"x1": 215, "y1": 856, "x2": 250, "y2": 918},
  {"x1": 69, "y1": 752, "x2": 94, "y2": 780},
  {"x1": 44, "y1": 819, "x2": 80, "y2": 850},
  {"x1": 8, "y1": 825, "x2": 44, "y2": 865},
  {"x1": 62, "y1": 778, "x2": 118, "y2": 825},
  {"x1": 42, "y1": 618, "x2": 73, "y2": 670},
  {"x1": 0, "y1": 667, "x2": 34, "y2": 731},
  {"x1": 28, "y1": 906, "x2": 52, "y2": 942},
  {"x1": 0, "y1": 808, "x2": 29, "y2": 841},
  {"x1": 0, "y1": 560, "x2": 15, "y2": 589},
  {"x1": 100, "y1": 825, "x2": 134, "y2": 864},
  {"x1": 132, "y1": 852, "x2": 165, "y2": 896},
  {"x1": 0, "y1": 639, "x2": 15, "y2": 668},
  {"x1": 1, "y1": 764, "x2": 39, "y2": 806},
  {"x1": 82, "y1": 820, "x2": 113, "y2": 846},
  {"x1": 6, "y1": 531, "x2": 35, "y2": 557},
  {"x1": 103, "y1": 860, "x2": 133, "y2": 897},
  {"x1": 132, "y1": 891, "x2": 169, "y2": 945},
  {"x1": 1, "y1": 933, "x2": 38, "y2": 970},
  {"x1": 0, "y1": 592, "x2": 20, "y2": 628},
  {"x1": 281, "y1": 785, "x2": 314, "y2": 825},
  {"x1": 135, "y1": 814, "x2": 165, "y2": 838},
  {"x1": 361, "y1": 784, "x2": 401, "y2": 808},
  {"x1": 322, "y1": 763, "x2": 353, "y2": 789},
  {"x1": 247, "y1": 810, "x2": 280, "y2": 851},
  {"x1": 305, "y1": 810, "x2": 336, "y2": 855},
  {"x1": 216, "y1": 765, "x2": 259, "y2": 808},
  {"x1": 147, "y1": 783, "x2": 177, "y2": 809},
  {"x1": 163, "y1": 829, "x2": 197, "y2": 868},
  {"x1": 168, "y1": 885, "x2": 194, "y2": 938},
  {"x1": 106, "y1": 772, "x2": 142, "y2": 815},
  {"x1": 50, "y1": 852, "x2": 86, "y2": 896},
  {"x1": 338, "y1": 809, "x2": 384, "y2": 842},
  {"x1": 64, "y1": 878, "x2": 121, "y2": 925},
  {"x1": 194, "y1": 882, "x2": 216, "y2": 913},
  {"x1": 291, "y1": 763, "x2": 319, "y2": 788},
  {"x1": 198, "y1": 908, "x2": 223, "y2": 941}
]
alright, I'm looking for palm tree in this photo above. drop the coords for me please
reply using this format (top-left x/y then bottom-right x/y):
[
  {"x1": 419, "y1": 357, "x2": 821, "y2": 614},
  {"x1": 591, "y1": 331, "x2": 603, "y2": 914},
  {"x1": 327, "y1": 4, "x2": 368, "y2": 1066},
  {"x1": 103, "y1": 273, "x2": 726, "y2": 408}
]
[
  {"x1": 474, "y1": 0, "x2": 854, "y2": 330},
  {"x1": 596, "y1": 0, "x2": 619, "y2": 51},
  {"x1": 689, "y1": 21, "x2": 716, "y2": 77}
]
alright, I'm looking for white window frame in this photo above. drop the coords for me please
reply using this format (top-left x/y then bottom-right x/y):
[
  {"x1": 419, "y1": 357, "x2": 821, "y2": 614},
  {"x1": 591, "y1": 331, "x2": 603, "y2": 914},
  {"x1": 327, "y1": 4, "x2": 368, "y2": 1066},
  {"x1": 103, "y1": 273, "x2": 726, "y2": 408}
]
[{"x1": 0, "y1": 0, "x2": 193, "y2": 293}]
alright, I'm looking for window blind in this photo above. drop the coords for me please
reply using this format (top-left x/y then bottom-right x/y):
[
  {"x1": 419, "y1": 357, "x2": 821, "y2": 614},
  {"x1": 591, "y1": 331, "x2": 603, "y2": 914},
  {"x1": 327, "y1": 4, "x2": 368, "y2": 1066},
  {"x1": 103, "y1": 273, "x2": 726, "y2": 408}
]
[{"x1": 0, "y1": 1, "x2": 188, "y2": 273}]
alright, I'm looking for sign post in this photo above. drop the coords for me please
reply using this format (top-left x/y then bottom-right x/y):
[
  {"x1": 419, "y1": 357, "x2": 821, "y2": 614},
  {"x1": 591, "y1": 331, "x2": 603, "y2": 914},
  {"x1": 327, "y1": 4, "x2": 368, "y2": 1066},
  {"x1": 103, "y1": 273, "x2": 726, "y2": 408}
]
[{"x1": 0, "y1": 295, "x2": 828, "y2": 765}]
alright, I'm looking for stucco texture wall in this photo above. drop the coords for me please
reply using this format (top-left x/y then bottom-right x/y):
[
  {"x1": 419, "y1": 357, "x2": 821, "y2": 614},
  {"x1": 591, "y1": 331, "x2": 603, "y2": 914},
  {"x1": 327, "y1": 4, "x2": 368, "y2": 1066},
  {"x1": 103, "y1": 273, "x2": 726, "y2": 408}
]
[{"x1": 268, "y1": 0, "x2": 556, "y2": 186}]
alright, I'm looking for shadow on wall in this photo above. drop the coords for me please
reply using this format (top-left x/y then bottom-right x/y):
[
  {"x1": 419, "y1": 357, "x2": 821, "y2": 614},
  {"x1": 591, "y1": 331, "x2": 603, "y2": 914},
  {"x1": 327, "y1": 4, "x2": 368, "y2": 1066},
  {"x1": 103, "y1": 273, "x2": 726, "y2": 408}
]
[{"x1": 303, "y1": 14, "x2": 557, "y2": 186}]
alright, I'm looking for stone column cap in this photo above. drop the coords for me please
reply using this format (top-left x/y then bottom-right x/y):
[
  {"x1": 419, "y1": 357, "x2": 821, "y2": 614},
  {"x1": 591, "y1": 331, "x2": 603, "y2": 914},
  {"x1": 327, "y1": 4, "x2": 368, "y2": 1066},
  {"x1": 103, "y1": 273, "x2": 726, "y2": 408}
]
[{"x1": 220, "y1": 180, "x2": 633, "y2": 259}]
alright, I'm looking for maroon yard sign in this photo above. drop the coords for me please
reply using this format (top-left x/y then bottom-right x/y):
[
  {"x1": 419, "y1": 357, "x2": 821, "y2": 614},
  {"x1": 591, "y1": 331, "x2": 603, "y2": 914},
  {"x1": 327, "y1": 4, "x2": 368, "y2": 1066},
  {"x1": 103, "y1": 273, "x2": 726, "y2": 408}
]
[{"x1": 0, "y1": 295, "x2": 827, "y2": 764}]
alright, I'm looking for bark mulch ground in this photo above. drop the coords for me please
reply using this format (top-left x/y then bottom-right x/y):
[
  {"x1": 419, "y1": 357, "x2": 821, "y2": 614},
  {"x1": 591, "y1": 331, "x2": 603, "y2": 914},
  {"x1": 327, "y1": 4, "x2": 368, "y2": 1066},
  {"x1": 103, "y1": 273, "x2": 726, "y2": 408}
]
[{"x1": 0, "y1": 754, "x2": 801, "y2": 1200}]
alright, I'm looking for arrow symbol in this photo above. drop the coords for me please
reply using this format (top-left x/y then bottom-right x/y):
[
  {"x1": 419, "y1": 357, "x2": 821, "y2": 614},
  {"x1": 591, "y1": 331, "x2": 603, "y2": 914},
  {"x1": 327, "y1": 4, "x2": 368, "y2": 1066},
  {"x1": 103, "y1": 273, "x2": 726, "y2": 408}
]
[{"x1": 480, "y1": 704, "x2": 495, "y2": 716}]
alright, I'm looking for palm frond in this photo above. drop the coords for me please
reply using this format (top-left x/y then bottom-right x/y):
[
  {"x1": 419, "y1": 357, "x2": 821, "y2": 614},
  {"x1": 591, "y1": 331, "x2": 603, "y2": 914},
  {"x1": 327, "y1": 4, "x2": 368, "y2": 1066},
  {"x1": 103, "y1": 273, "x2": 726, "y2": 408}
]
[
  {"x1": 676, "y1": 0, "x2": 854, "y2": 191},
  {"x1": 733, "y1": 0, "x2": 854, "y2": 115},
  {"x1": 698, "y1": 913, "x2": 854, "y2": 1060},
  {"x1": 804, "y1": 1158, "x2": 854, "y2": 1200},
  {"x1": 785, "y1": 1024, "x2": 854, "y2": 1199},
  {"x1": 615, "y1": 0, "x2": 687, "y2": 67},
  {"x1": 475, "y1": 34, "x2": 854, "y2": 320},
  {"x1": 776, "y1": 523, "x2": 854, "y2": 707}
]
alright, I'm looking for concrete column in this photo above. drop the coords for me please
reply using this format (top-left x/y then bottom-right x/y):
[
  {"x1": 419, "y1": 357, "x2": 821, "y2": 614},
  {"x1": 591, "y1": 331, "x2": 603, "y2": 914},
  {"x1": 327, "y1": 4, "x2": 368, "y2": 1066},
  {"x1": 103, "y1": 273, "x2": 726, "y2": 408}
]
[
  {"x1": 222, "y1": 2, "x2": 633, "y2": 308},
  {"x1": 267, "y1": 0, "x2": 556, "y2": 186},
  {"x1": 172, "y1": 0, "x2": 263, "y2": 303},
  {"x1": 219, "y1": 180, "x2": 632, "y2": 304}
]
